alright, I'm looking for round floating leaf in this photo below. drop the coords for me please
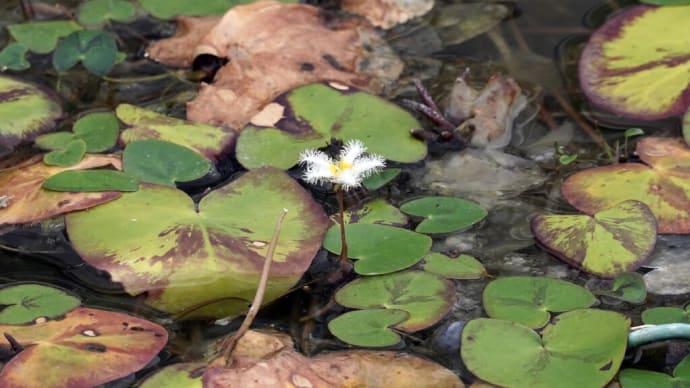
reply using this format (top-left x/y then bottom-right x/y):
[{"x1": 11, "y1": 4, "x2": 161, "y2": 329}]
[
  {"x1": 531, "y1": 200, "x2": 657, "y2": 278},
  {"x1": 66, "y1": 168, "x2": 328, "y2": 318},
  {"x1": 590, "y1": 272, "x2": 647, "y2": 304},
  {"x1": 138, "y1": 363, "x2": 204, "y2": 388},
  {"x1": 363, "y1": 168, "x2": 401, "y2": 191},
  {"x1": 461, "y1": 309, "x2": 630, "y2": 388},
  {"x1": 421, "y1": 252, "x2": 486, "y2": 280},
  {"x1": 642, "y1": 305, "x2": 690, "y2": 324},
  {"x1": 236, "y1": 83, "x2": 426, "y2": 169},
  {"x1": 483, "y1": 277, "x2": 596, "y2": 329},
  {"x1": 43, "y1": 139, "x2": 86, "y2": 167},
  {"x1": 77, "y1": 0, "x2": 137, "y2": 26},
  {"x1": 620, "y1": 354, "x2": 690, "y2": 388},
  {"x1": 73, "y1": 112, "x2": 119, "y2": 152},
  {"x1": 0, "y1": 75, "x2": 62, "y2": 148},
  {"x1": 123, "y1": 139, "x2": 210, "y2": 186},
  {"x1": 43, "y1": 170, "x2": 138, "y2": 192},
  {"x1": 328, "y1": 309, "x2": 409, "y2": 347},
  {"x1": 52, "y1": 30, "x2": 117, "y2": 76},
  {"x1": 35, "y1": 132, "x2": 75, "y2": 150},
  {"x1": 139, "y1": 0, "x2": 296, "y2": 19},
  {"x1": 0, "y1": 307, "x2": 168, "y2": 388},
  {"x1": 7, "y1": 21, "x2": 82, "y2": 54},
  {"x1": 323, "y1": 223, "x2": 431, "y2": 275},
  {"x1": 400, "y1": 196, "x2": 487, "y2": 234},
  {"x1": 335, "y1": 270, "x2": 455, "y2": 332},
  {"x1": 0, "y1": 43, "x2": 30, "y2": 71},
  {"x1": 579, "y1": 5, "x2": 690, "y2": 119},
  {"x1": 340, "y1": 198, "x2": 407, "y2": 227},
  {"x1": 117, "y1": 104, "x2": 236, "y2": 161},
  {"x1": 0, "y1": 283, "x2": 80, "y2": 325}
]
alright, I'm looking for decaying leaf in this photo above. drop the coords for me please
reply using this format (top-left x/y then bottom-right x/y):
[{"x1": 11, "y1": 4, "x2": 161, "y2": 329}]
[
  {"x1": 202, "y1": 330, "x2": 463, "y2": 388},
  {"x1": 146, "y1": 1, "x2": 404, "y2": 129},
  {"x1": 342, "y1": 0, "x2": 434, "y2": 29},
  {"x1": 0, "y1": 154, "x2": 121, "y2": 225}
]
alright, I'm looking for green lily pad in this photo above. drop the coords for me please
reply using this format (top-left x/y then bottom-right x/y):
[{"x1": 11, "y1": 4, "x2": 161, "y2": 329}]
[
  {"x1": 43, "y1": 170, "x2": 138, "y2": 192},
  {"x1": 642, "y1": 305, "x2": 690, "y2": 324},
  {"x1": 7, "y1": 21, "x2": 82, "y2": 54},
  {"x1": 0, "y1": 43, "x2": 30, "y2": 71},
  {"x1": 73, "y1": 112, "x2": 119, "y2": 152},
  {"x1": 323, "y1": 223, "x2": 432, "y2": 275},
  {"x1": 482, "y1": 277, "x2": 596, "y2": 328},
  {"x1": 0, "y1": 283, "x2": 80, "y2": 325},
  {"x1": 52, "y1": 30, "x2": 117, "y2": 76},
  {"x1": 35, "y1": 132, "x2": 75, "y2": 150},
  {"x1": 117, "y1": 104, "x2": 236, "y2": 161},
  {"x1": 531, "y1": 200, "x2": 657, "y2": 278},
  {"x1": 236, "y1": 83, "x2": 426, "y2": 170},
  {"x1": 0, "y1": 75, "x2": 62, "y2": 148},
  {"x1": 123, "y1": 139, "x2": 210, "y2": 186},
  {"x1": 138, "y1": 363, "x2": 204, "y2": 388},
  {"x1": 66, "y1": 167, "x2": 329, "y2": 318},
  {"x1": 328, "y1": 309, "x2": 409, "y2": 347},
  {"x1": 620, "y1": 354, "x2": 690, "y2": 388},
  {"x1": 579, "y1": 5, "x2": 690, "y2": 120},
  {"x1": 0, "y1": 307, "x2": 168, "y2": 387},
  {"x1": 139, "y1": 0, "x2": 297, "y2": 19},
  {"x1": 362, "y1": 168, "x2": 401, "y2": 191},
  {"x1": 400, "y1": 196, "x2": 487, "y2": 234},
  {"x1": 43, "y1": 139, "x2": 87, "y2": 167},
  {"x1": 340, "y1": 198, "x2": 407, "y2": 227},
  {"x1": 77, "y1": 0, "x2": 137, "y2": 26},
  {"x1": 421, "y1": 252, "x2": 486, "y2": 280},
  {"x1": 461, "y1": 309, "x2": 630, "y2": 388},
  {"x1": 334, "y1": 270, "x2": 455, "y2": 332},
  {"x1": 590, "y1": 272, "x2": 647, "y2": 304}
]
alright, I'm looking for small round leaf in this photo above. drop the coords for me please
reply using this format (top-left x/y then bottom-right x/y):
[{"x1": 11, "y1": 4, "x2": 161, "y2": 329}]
[
  {"x1": 642, "y1": 305, "x2": 690, "y2": 325},
  {"x1": 43, "y1": 139, "x2": 86, "y2": 167},
  {"x1": 421, "y1": 252, "x2": 486, "y2": 280},
  {"x1": 328, "y1": 309, "x2": 408, "y2": 347},
  {"x1": 123, "y1": 139, "x2": 210, "y2": 186},
  {"x1": 400, "y1": 196, "x2": 487, "y2": 234},
  {"x1": 0, "y1": 283, "x2": 80, "y2": 325},
  {"x1": 73, "y1": 112, "x2": 119, "y2": 152}
]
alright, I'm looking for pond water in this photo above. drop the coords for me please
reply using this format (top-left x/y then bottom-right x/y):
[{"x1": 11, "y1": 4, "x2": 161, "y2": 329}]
[{"x1": 0, "y1": 0, "x2": 688, "y2": 386}]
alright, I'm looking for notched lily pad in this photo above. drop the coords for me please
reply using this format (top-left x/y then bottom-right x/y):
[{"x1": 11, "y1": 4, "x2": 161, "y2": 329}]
[
  {"x1": 52, "y1": 30, "x2": 118, "y2": 76},
  {"x1": 400, "y1": 196, "x2": 487, "y2": 234},
  {"x1": 43, "y1": 139, "x2": 86, "y2": 167},
  {"x1": 531, "y1": 200, "x2": 657, "y2": 278},
  {"x1": 328, "y1": 309, "x2": 409, "y2": 347},
  {"x1": 43, "y1": 170, "x2": 138, "y2": 192},
  {"x1": 0, "y1": 283, "x2": 80, "y2": 325},
  {"x1": 339, "y1": 198, "x2": 407, "y2": 227},
  {"x1": 123, "y1": 139, "x2": 210, "y2": 186},
  {"x1": 7, "y1": 21, "x2": 82, "y2": 54},
  {"x1": 642, "y1": 304, "x2": 690, "y2": 324},
  {"x1": 335, "y1": 270, "x2": 455, "y2": 332},
  {"x1": 482, "y1": 276, "x2": 596, "y2": 328},
  {"x1": 323, "y1": 223, "x2": 431, "y2": 275},
  {"x1": 77, "y1": 0, "x2": 137, "y2": 26},
  {"x1": 421, "y1": 252, "x2": 486, "y2": 280},
  {"x1": 236, "y1": 83, "x2": 426, "y2": 169}
]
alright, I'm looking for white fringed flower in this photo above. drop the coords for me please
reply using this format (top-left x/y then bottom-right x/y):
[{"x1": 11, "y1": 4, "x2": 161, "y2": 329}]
[{"x1": 298, "y1": 140, "x2": 386, "y2": 190}]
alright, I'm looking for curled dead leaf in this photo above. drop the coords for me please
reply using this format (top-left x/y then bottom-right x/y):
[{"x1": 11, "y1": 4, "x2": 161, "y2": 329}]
[{"x1": 342, "y1": 0, "x2": 435, "y2": 29}]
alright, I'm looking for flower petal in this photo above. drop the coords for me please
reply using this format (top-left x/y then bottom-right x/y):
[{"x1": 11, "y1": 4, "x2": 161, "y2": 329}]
[
  {"x1": 352, "y1": 155, "x2": 386, "y2": 178},
  {"x1": 340, "y1": 140, "x2": 366, "y2": 165}
]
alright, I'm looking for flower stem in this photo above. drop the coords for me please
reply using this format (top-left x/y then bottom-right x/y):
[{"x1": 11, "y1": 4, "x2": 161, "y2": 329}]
[{"x1": 336, "y1": 187, "x2": 348, "y2": 263}]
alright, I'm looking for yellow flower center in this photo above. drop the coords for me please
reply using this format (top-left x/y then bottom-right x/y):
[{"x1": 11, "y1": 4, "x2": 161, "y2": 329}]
[{"x1": 329, "y1": 160, "x2": 352, "y2": 176}]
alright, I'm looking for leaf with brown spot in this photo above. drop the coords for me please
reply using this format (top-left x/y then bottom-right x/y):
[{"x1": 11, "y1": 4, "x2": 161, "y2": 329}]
[
  {"x1": 0, "y1": 154, "x2": 122, "y2": 225},
  {"x1": 0, "y1": 307, "x2": 168, "y2": 388}
]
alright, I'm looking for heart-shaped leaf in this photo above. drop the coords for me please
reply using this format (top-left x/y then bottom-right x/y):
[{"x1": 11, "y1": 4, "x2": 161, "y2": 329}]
[
  {"x1": 0, "y1": 307, "x2": 168, "y2": 388},
  {"x1": 43, "y1": 170, "x2": 138, "y2": 192},
  {"x1": 77, "y1": 0, "x2": 137, "y2": 26},
  {"x1": 461, "y1": 309, "x2": 630, "y2": 388},
  {"x1": 0, "y1": 155, "x2": 122, "y2": 225},
  {"x1": 328, "y1": 309, "x2": 409, "y2": 347},
  {"x1": 421, "y1": 252, "x2": 486, "y2": 280},
  {"x1": 66, "y1": 167, "x2": 328, "y2": 318},
  {"x1": 35, "y1": 132, "x2": 75, "y2": 150},
  {"x1": 117, "y1": 104, "x2": 236, "y2": 161},
  {"x1": 0, "y1": 75, "x2": 62, "y2": 148},
  {"x1": 0, "y1": 283, "x2": 80, "y2": 325},
  {"x1": 482, "y1": 277, "x2": 597, "y2": 328},
  {"x1": 43, "y1": 139, "x2": 86, "y2": 167},
  {"x1": 0, "y1": 43, "x2": 30, "y2": 71},
  {"x1": 400, "y1": 196, "x2": 487, "y2": 234},
  {"x1": 339, "y1": 198, "x2": 407, "y2": 227},
  {"x1": 7, "y1": 21, "x2": 82, "y2": 54},
  {"x1": 323, "y1": 223, "x2": 431, "y2": 275},
  {"x1": 531, "y1": 200, "x2": 657, "y2": 278},
  {"x1": 52, "y1": 30, "x2": 117, "y2": 76},
  {"x1": 620, "y1": 354, "x2": 690, "y2": 387},
  {"x1": 123, "y1": 139, "x2": 210, "y2": 186},
  {"x1": 642, "y1": 305, "x2": 690, "y2": 324},
  {"x1": 72, "y1": 112, "x2": 119, "y2": 152},
  {"x1": 236, "y1": 83, "x2": 426, "y2": 169},
  {"x1": 334, "y1": 270, "x2": 455, "y2": 332}
]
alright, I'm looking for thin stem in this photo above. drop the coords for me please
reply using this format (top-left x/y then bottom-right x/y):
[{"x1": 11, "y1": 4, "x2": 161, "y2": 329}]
[
  {"x1": 218, "y1": 208, "x2": 289, "y2": 365},
  {"x1": 336, "y1": 188, "x2": 348, "y2": 263}
]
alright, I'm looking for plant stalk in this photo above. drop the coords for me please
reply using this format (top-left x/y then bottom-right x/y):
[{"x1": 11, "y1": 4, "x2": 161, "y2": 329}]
[{"x1": 336, "y1": 188, "x2": 348, "y2": 263}]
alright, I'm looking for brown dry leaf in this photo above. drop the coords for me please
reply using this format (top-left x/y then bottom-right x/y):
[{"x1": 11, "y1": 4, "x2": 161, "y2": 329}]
[
  {"x1": 0, "y1": 154, "x2": 122, "y2": 225},
  {"x1": 203, "y1": 330, "x2": 463, "y2": 388},
  {"x1": 146, "y1": 1, "x2": 403, "y2": 129},
  {"x1": 342, "y1": 0, "x2": 434, "y2": 29}
]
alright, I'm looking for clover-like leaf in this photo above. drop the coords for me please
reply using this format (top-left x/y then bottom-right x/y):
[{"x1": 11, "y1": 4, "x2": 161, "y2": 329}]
[
  {"x1": 77, "y1": 0, "x2": 137, "y2": 26},
  {"x1": 236, "y1": 83, "x2": 426, "y2": 169},
  {"x1": 0, "y1": 43, "x2": 30, "y2": 71},
  {"x1": 328, "y1": 309, "x2": 409, "y2": 347},
  {"x1": 53, "y1": 30, "x2": 117, "y2": 76},
  {"x1": 66, "y1": 168, "x2": 329, "y2": 318},
  {"x1": 335, "y1": 270, "x2": 455, "y2": 332},
  {"x1": 531, "y1": 200, "x2": 657, "y2": 278},
  {"x1": 461, "y1": 309, "x2": 630, "y2": 388},
  {"x1": 482, "y1": 277, "x2": 596, "y2": 329},
  {"x1": 43, "y1": 170, "x2": 138, "y2": 192},
  {"x1": 123, "y1": 139, "x2": 210, "y2": 186},
  {"x1": 421, "y1": 252, "x2": 486, "y2": 280},
  {"x1": 0, "y1": 307, "x2": 168, "y2": 388},
  {"x1": 7, "y1": 21, "x2": 82, "y2": 54},
  {"x1": 43, "y1": 139, "x2": 86, "y2": 167},
  {"x1": 0, "y1": 283, "x2": 80, "y2": 325},
  {"x1": 323, "y1": 223, "x2": 431, "y2": 275},
  {"x1": 400, "y1": 196, "x2": 487, "y2": 234}
]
